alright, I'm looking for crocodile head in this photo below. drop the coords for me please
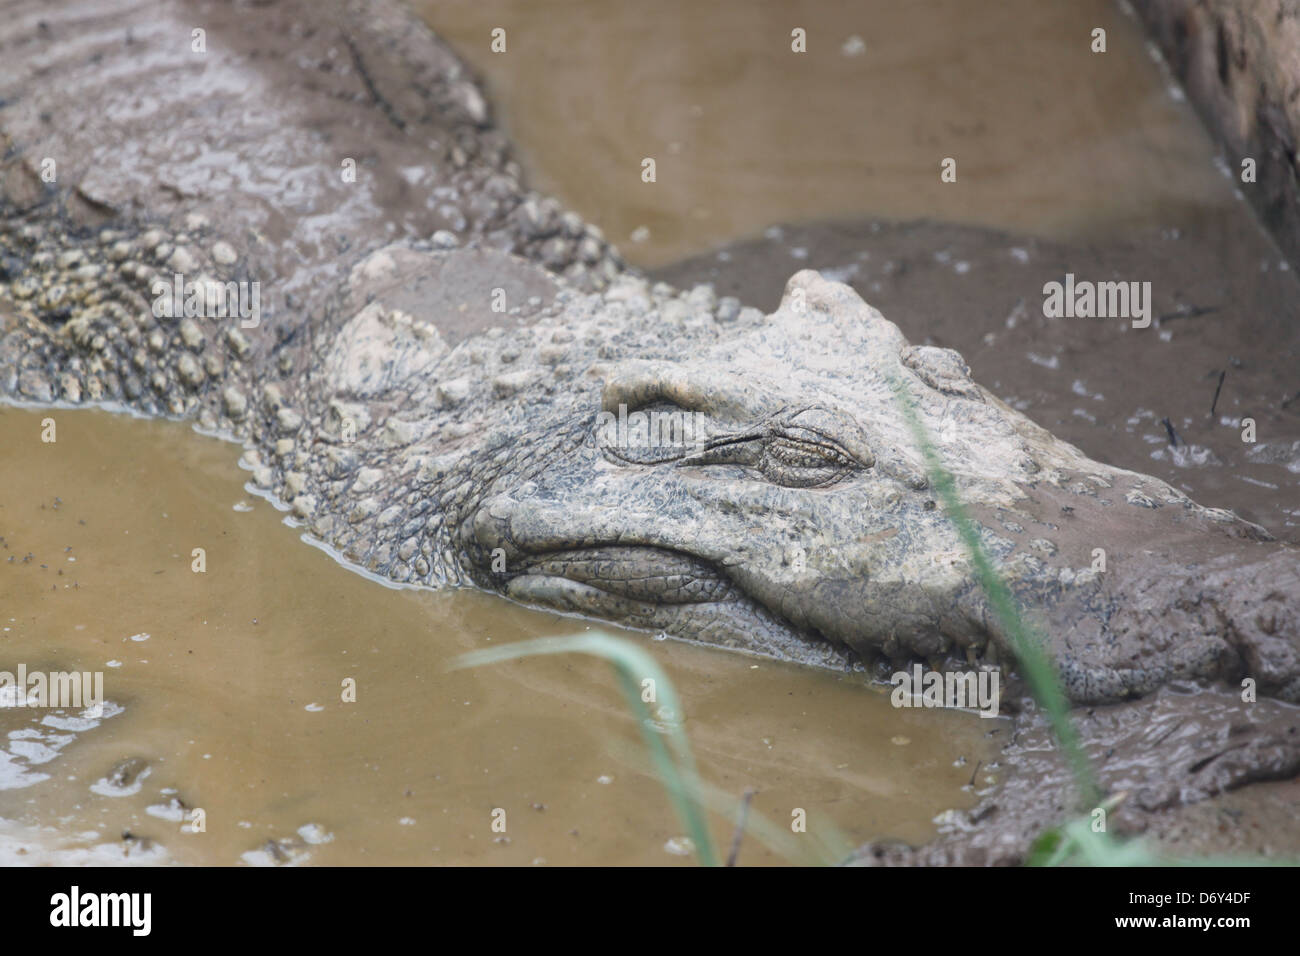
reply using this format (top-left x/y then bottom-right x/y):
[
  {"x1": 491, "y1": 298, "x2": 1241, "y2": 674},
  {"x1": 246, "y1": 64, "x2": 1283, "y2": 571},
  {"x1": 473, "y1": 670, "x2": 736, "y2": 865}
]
[
  {"x1": 460, "y1": 271, "x2": 1299, "y2": 702},
  {"x1": 463, "y1": 272, "x2": 1065, "y2": 670}
]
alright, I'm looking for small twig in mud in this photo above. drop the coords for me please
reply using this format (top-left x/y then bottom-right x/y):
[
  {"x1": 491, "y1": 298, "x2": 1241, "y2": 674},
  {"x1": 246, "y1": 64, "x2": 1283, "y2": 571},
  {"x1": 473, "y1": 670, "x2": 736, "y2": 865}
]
[
  {"x1": 1160, "y1": 417, "x2": 1180, "y2": 447},
  {"x1": 1148, "y1": 720, "x2": 1184, "y2": 748},
  {"x1": 725, "y1": 788, "x2": 757, "y2": 867},
  {"x1": 1210, "y1": 370, "x2": 1226, "y2": 417},
  {"x1": 343, "y1": 35, "x2": 407, "y2": 132},
  {"x1": 968, "y1": 760, "x2": 983, "y2": 788},
  {"x1": 1157, "y1": 304, "x2": 1219, "y2": 324}
]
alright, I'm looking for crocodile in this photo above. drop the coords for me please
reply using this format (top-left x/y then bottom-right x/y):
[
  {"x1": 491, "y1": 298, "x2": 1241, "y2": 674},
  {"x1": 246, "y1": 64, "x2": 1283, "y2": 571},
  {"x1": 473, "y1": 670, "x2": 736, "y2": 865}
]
[{"x1": 3, "y1": 0, "x2": 1300, "y2": 861}]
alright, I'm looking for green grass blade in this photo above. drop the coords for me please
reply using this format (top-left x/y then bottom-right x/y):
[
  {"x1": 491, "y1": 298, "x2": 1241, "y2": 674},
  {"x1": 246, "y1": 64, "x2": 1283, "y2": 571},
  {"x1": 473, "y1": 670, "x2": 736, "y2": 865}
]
[{"x1": 889, "y1": 374, "x2": 1100, "y2": 807}]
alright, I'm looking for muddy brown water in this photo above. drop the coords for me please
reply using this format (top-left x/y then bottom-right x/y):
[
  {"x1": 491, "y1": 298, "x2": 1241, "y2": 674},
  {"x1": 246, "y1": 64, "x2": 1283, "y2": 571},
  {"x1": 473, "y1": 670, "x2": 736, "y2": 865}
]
[
  {"x1": 0, "y1": 407, "x2": 999, "y2": 865},
  {"x1": 423, "y1": 0, "x2": 1235, "y2": 268},
  {"x1": 2, "y1": 0, "x2": 1296, "y2": 865}
]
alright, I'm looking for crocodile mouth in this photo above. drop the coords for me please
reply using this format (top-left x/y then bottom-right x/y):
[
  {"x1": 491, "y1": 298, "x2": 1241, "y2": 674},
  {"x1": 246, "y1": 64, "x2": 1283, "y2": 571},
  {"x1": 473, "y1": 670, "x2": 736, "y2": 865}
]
[
  {"x1": 493, "y1": 544, "x2": 856, "y2": 668},
  {"x1": 503, "y1": 545, "x2": 740, "y2": 608}
]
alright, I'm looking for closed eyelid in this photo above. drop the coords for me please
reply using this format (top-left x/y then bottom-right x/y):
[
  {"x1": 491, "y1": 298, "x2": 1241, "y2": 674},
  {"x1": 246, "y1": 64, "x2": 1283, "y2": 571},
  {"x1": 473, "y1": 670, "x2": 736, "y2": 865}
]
[
  {"x1": 594, "y1": 391, "x2": 876, "y2": 487},
  {"x1": 772, "y1": 409, "x2": 875, "y2": 469}
]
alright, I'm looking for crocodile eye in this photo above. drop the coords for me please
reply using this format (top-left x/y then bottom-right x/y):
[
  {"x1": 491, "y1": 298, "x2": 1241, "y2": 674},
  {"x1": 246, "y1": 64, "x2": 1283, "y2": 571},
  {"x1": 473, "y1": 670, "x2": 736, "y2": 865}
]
[{"x1": 760, "y1": 432, "x2": 862, "y2": 487}]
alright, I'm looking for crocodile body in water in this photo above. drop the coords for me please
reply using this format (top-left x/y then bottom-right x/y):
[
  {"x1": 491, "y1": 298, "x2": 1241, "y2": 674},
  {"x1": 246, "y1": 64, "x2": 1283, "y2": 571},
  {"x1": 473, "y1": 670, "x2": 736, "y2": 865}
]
[{"x1": 3, "y1": 0, "x2": 1299, "y2": 862}]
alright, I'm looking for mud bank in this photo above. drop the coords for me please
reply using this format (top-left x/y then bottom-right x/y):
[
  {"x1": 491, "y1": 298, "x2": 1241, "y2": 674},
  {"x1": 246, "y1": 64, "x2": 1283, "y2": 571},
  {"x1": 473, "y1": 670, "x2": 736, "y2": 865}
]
[{"x1": 853, "y1": 684, "x2": 1300, "y2": 865}]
